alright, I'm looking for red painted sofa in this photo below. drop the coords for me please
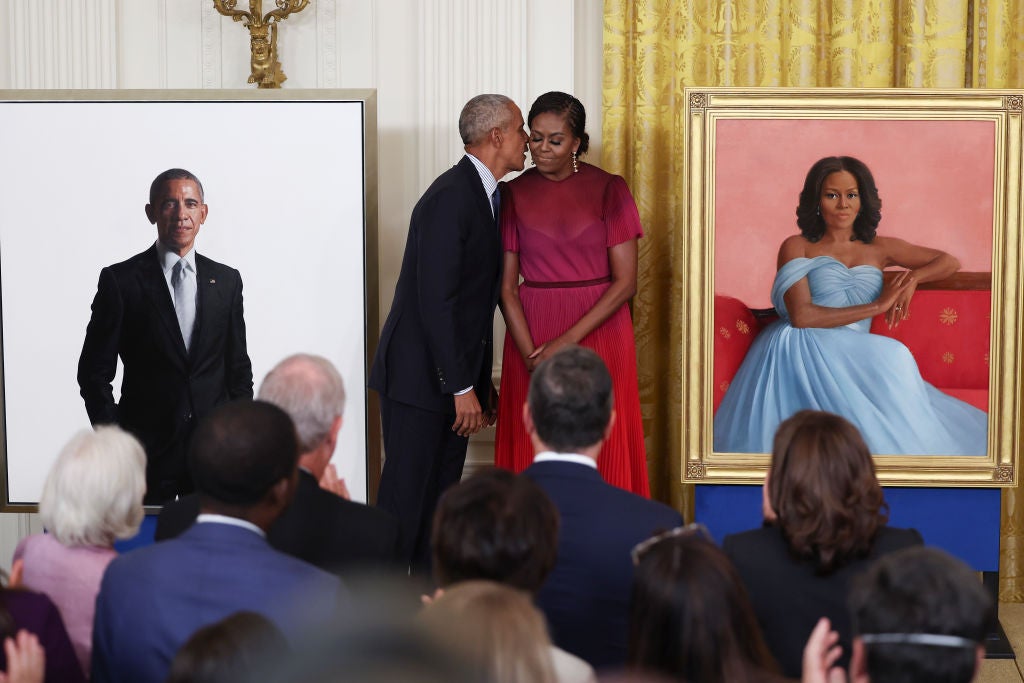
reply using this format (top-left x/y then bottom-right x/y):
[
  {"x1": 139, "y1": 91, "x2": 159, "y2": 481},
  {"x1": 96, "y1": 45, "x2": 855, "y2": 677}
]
[{"x1": 713, "y1": 273, "x2": 991, "y2": 414}]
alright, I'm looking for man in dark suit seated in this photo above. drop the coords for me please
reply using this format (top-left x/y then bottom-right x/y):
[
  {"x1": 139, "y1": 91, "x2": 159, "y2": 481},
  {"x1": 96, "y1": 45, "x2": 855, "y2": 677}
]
[
  {"x1": 156, "y1": 354, "x2": 402, "y2": 576},
  {"x1": 522, "y1": 346, "x2": 683, "y2": 671},
  {"x1": 92, "y1": 400, "x2": 343, "y2": 683},
  {"x1": 78, "y1": 168, "x2": 253, "y2": 504}
]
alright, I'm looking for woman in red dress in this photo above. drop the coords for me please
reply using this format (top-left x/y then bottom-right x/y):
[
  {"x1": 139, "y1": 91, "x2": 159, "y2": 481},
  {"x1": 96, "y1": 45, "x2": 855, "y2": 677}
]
[{"x1": 495, "y1": 91, "x2": 649, "y2": 496}]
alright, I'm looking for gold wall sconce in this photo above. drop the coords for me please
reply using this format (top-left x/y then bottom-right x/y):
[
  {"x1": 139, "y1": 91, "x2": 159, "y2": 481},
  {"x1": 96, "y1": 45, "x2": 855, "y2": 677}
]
[{"x1": 212, "y1": 0, "x2": 310, "y2": 88}]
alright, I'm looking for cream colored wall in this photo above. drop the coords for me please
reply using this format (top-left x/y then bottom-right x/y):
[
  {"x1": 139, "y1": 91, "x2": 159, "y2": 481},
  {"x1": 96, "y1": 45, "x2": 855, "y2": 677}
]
[{"x1": 0, "y1": 0, "x2": 604, "y2": 566}]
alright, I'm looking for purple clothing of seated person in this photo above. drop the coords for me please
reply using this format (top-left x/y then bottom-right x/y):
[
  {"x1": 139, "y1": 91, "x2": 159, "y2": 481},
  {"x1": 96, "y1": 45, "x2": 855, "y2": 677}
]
[{"x1": 0, "y1": 588, "x2": 85, "y2": 682}]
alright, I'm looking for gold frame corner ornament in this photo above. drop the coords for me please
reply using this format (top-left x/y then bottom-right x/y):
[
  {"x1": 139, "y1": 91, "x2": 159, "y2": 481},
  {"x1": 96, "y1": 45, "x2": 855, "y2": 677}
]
[
  {"x1": 681, "y1": 87, "x2": 1024, "y2": 488},
  {"x1": 212, "y1": 0, "x2": 310, "y2": 89}
]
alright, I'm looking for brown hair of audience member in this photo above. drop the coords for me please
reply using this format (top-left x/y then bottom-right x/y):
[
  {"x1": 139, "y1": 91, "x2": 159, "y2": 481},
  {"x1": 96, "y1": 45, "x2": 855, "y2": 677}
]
[
  {"x1": 431, "y1": 467, "x2": 558, "y2": 593},
  {"x1": 767, "y1": 410, "x2": 887, "y2": 574},
  {"x1": 165, "y1": 611, "x2": 289, "y2": 683},
  {"x1": 421, "y1": 580, "x2": 557, "y2": 683},
  {"x1": 629, "y1": 533, "x2": 782, "y2": 683}
]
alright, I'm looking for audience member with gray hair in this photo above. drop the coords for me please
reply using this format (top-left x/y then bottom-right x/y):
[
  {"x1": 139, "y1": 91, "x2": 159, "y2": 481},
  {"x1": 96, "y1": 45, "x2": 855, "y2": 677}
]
[
  {"x1": 157, "y1": 353, "x2": 402, "y2": 576},
  {"x1": 12, "y1": 426, "x2": 146, "y2": 674}
]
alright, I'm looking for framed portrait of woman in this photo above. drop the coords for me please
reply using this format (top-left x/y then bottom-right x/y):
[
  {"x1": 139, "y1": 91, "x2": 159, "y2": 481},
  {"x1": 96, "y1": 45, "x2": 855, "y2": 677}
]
[{"x1": 682, "y1": 88, "x2": 1023, "y2": 487}]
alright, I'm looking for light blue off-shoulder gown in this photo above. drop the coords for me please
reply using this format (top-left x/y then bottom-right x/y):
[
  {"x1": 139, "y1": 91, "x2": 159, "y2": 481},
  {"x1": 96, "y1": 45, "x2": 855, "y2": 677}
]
[{"x1": 713, "y1": 256, "x2": 988, "y2": 455}]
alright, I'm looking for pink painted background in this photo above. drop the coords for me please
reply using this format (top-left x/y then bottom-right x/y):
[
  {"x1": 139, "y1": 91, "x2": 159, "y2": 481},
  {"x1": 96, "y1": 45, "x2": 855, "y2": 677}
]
[{"x1": 714, "y1": 118, "x2": 995, "y2": 308}]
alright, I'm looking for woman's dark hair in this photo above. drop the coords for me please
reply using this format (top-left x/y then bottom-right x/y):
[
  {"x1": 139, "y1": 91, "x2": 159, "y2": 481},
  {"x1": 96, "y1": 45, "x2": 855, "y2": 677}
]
[
  {"x1": 166, "y1": 611, "x2": 289, "y2": 683},
  {"x1": 527, "y1": 91, "x2": 590, "y2": 155},
  {"x1": 628, "y1": 534, "x2": 782, "y2": 683},
  {"x1": 796, "y1": 156, "x2": 881, "y2": 243},
  {"x1": 768, "y1": 410, "x2": 888, "y2": 574}
]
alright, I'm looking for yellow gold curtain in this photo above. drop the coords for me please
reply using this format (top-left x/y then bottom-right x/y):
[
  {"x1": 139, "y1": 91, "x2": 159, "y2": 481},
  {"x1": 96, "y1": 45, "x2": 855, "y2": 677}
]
[{"x1": 603, "y1": 0, "x2": 1024, "y2": 599}]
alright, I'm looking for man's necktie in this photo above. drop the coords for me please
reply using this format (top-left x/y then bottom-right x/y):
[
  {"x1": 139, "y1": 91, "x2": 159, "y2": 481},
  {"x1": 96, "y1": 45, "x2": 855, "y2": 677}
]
[
  {"x1": 171, "y1": 258, "x2": 196, "y2": 352},
  {"x1": 491, "y1": 188, "x2": 501, "y2": 221}
]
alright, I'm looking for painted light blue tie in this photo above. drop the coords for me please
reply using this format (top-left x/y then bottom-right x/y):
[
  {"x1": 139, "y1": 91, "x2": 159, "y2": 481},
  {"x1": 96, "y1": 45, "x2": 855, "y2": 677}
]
[{"x1": 171, "y1": 258, "x2": 196, "y2": 352}]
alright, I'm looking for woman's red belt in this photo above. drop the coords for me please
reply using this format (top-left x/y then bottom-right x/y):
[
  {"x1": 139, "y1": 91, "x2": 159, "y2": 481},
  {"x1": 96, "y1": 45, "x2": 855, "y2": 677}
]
[{"x1": 521, "y1": 276, "x2": 611, "y2": 289}]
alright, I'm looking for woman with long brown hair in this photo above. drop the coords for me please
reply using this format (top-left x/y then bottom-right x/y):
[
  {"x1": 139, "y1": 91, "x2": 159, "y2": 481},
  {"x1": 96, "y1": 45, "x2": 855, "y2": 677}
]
[
  {"x1": 723, "y1": 410, "x2": 923, "y2": 678},
  {"x1": 629, "y1": 527, "x2": 787, "y2": 683}
]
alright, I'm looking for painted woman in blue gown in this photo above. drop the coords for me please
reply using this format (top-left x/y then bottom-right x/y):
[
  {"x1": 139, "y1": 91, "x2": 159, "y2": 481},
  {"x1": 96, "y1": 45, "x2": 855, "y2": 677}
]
[{"x1": 714, "y1": 156, "x2": 988, "y2": 456}]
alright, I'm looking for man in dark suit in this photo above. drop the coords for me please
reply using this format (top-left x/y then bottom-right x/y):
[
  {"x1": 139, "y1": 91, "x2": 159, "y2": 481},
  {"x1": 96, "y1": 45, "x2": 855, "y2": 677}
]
[
  {"x1": 156, "y1": 353, "x2": 402, "y2": 576},
  {"x1": 77, "y1": 168, "x2": 253, "y2": 504},
  {"x1": 91, "y1": 400, "x2": 343, "y2": 683},
  {"x1": 369, "y1": 94, "x2": 528, "y2": 572},
  {"x1": 522, "y1": 346, "x2": 683, "y2": 671}
]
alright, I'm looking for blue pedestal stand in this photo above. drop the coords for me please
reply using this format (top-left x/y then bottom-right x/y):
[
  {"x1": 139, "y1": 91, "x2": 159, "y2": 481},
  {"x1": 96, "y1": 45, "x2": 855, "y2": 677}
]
[{"x1": 694, "y1": 485, "x2": 1012, "y2": 658}]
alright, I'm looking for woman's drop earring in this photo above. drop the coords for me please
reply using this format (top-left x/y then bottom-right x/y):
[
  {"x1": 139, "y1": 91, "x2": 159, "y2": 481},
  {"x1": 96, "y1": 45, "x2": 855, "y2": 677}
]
[{"x1": 572, "y1": 151, "x2": 578, "y2": 174}]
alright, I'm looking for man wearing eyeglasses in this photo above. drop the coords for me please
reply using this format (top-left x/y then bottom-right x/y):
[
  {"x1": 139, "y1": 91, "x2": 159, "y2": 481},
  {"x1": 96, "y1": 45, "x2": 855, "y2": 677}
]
[{"x1": 522, "y1": 346, "x2": 683, "y2": 671}]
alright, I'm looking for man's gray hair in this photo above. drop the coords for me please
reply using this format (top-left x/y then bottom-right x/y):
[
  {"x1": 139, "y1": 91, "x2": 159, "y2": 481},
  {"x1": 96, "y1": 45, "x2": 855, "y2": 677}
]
[
  {"x1": 459, "y1": 94, "x2": 515, "y2": 146},
  {"x1": 258, "y1": 353, "x2": 346, "y2": 453},
  {"x1": 40, "y1": 426, "x2": 146, "y2": 547}
]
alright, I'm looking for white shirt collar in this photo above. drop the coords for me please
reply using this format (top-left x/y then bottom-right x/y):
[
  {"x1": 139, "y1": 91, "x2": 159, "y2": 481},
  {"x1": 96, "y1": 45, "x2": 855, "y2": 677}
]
[
  {"x1": 465, "y1": 153, "x2": 499, "y2": 198},
  {"x1": 532, "y1": 451, "x2": 598, "y2": 470},
  {"x1": 196, "y1": 513, "x2": 266, "y2": 538},
  {"x1": 155, "y1": 239, "x2": 197, "y2": 276}
]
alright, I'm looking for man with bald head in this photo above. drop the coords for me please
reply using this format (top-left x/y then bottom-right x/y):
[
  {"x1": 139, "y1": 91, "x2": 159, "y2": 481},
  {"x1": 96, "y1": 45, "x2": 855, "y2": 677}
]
[{"x1": 157, "y1": 353, "x2": 402, "y2": 575}]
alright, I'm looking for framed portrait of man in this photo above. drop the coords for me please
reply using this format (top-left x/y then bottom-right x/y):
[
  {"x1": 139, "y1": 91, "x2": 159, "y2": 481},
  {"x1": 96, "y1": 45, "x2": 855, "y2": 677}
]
[
  {"x1": 0, "y1": 89, "x2": 379, "y2": 509},
  {"x1": 682, "y1": 88, "x2": 1023, "y2": 487}
]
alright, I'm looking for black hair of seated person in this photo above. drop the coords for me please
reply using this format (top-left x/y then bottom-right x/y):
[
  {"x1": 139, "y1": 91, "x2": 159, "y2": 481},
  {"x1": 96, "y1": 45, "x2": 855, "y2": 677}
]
[
  {"x1": 431, "y1": 467, "x2": 558, "y2": 593},
  {"x1": 165, "y1": 611, "x2": 289, "y2": 683},
  {"x1": 188, "y1": 399, "x2": 298, "y2": 507},
  {"x1": 849, "y1": 546, "x2": 995, "y2": 683},
  {"x1": 796, "y1": 155, "x2": 882, "y2": 244},
  {"x1": 527, "y1": 345, "x2": 612, "y2": 453},
  {"x1": 628, "y1": 533, "x2": 785, "y2": 683}
]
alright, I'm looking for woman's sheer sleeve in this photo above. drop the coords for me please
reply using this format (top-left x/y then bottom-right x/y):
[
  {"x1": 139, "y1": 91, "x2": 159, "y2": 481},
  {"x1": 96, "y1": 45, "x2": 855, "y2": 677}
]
[
  {"x1": 603, "y1": 174, "x2": 644, "y2": 247},
  {"x1": 500, "y1": 184, "x2": 519, "y2": 253}
]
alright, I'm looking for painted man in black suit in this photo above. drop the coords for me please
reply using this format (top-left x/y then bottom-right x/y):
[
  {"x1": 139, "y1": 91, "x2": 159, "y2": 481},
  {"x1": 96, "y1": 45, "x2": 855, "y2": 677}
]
[
  {"x1": 156, "y1": 353, "x2": 402, "y2": 576},
  {"x1": 78, "y1": 168, "x2": 253, "y2": 504},
  {"x1": 522, "y1": 346, "x2": 683, "y2": 671},
  {"x1": 369, "y1": 94, "x2": 528, "y2": 573}
]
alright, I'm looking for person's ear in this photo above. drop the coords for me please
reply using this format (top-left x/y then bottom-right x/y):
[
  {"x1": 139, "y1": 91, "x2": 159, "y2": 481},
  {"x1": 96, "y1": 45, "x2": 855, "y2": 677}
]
[
  {"x1": 325, "y1": 415, "x2": 343, "y2": 452},
  {"x1": 198, "y1": 203, "x2": 209, "y2": 224},
  {"x1": 602, "y1": 409, "x2": 617, "y2": 441},
  {"x1": 145, "y1": 204, "x2": 157, "y2": 224},
  {"x1": 762, "y1": 470, "x2": 777, "y2": 523},
  {"x1": 973, "y1": 644, "x2": 985, "y2": 680},
  {"x1": 522, "y1": 402, "x2": 535, "y2": 435}
]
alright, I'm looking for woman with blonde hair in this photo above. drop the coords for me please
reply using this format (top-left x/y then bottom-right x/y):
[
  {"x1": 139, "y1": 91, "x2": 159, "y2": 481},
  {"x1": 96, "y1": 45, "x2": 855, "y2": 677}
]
[
  {"x1": 723, "y1": 410, "x2": 922, "y2": 678},
  {"x1": 13, "y1": 426, "x2": 146, "y2": 675},
  {"x1": 421, "y1": 580, "x2": 557, "y2": 683}
]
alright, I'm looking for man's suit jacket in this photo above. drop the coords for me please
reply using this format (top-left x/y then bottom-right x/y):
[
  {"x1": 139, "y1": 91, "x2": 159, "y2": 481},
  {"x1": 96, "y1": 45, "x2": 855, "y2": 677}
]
[
  {"x1": 77, "y1": 245, "x2": 253, "y2": 502},
  {"x1": 154, "y1": 469, "x2": 403, "y2": 575},
  {"x1": 524, "y1": 460, "x2": 683, "y2": 671},
  {"x1": 368, "y1": 156, "x2": 501, "y2": 414},
  {"x1": 723, "y1": 524, "x2": 923, "y2": 678},
  {"x1": 91, "y1": 521, "x2": 342, "y2": 683}
]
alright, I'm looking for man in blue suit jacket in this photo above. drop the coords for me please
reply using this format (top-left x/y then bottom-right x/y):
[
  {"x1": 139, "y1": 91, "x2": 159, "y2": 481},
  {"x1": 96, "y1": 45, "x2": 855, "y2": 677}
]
[
  {"x1": 522, "y1": 347, "x2": 683, "y2": 671},
  {"x1": 92, "y1": 400, "x2": 343, "y2": 683},
  {"x1": 369, "y1": 94, "x2": 528, "y2": 573}
]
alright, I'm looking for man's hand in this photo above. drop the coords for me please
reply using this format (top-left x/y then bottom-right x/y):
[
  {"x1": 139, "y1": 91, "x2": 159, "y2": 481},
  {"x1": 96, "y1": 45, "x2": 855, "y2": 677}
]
[
  {"x1": 802, "y1": 617, "x2": 846, "y2": 683},
  {"x1": 484, "y1": 383, "x2": 499, "y2": 427},
  {"x1": 452, "y1": 389, "x2": 486, "y2": 437},
  {"x1": 318, "y1": 464, "x2": 351, "y2": 500}
]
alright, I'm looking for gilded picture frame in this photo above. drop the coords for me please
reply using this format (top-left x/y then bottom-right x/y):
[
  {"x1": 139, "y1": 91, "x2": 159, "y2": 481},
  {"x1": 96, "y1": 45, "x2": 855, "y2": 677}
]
[{"x1": 682, "y1": 88, "x2": 1022, "y2": 487}]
